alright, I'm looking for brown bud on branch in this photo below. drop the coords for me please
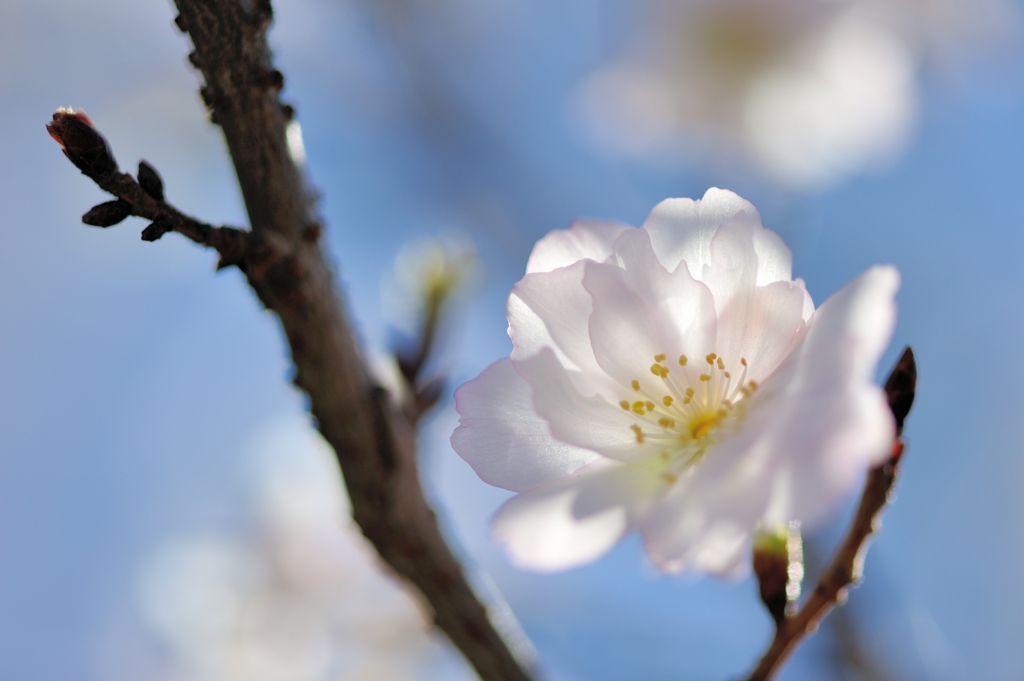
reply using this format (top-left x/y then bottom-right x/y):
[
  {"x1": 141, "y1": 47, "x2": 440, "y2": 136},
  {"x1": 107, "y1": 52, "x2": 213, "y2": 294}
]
[
  {"x1": 82, "y1": 200, "x2": 132, "y2": 228},
  {"x1": 46, "y1": 109, "x2": 119, "y2": 181}
]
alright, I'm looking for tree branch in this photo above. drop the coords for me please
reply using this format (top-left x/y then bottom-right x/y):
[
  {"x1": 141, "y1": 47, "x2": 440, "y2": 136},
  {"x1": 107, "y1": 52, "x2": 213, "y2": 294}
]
[
  {"x1": 742, "y1": 347, "x2": 917, "y2": 681},
  {"x1": 48, "y1": 2, "x2": 532, "y2": 678}
]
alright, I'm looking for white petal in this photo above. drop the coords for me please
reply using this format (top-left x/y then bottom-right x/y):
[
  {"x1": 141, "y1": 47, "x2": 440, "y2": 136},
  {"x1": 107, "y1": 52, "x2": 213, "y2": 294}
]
[
  {"x1": 639, "y1": 433, "x2": 773, "y2": 575},
  {"x1": 750, "y1": 265, "x2": 900, "y2": 527},
  {"x1": 451, "y1": 359, "x2": 598, "y2": 492},
  {"x1": 507, "y1": 261, "x2": 608, "y2": 393},
  {"x1": 803, "y1": 264, "x2": 900, "y2": 381},
  {"x1": 492, "y1": 460, "x2": 651, "y2": 571},
  {"x1": 582, "y1": 257, "x2": 717, "y2": 394},
  {"x1": 526, "y1": 219, "x2": 630, "y2": 274},
  {"x1": 714, "y1": 279, "x2": 810, "y2": 383},
  {"x1": 513, "y1": 349, "x2": 645, "y2": 462},
  {"x1": 641, "y1": 188, "x2": 783, "y2": 280}
]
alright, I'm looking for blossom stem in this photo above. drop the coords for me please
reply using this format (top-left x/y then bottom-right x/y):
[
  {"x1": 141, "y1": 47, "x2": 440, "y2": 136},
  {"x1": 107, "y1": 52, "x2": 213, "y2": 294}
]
[{"x1": 741, "y1": 347, "x2": 915, "y2": 681}]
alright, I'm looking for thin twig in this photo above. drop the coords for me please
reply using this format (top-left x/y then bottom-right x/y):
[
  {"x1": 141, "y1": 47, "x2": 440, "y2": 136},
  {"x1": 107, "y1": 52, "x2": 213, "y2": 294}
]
[
  {"x1": 46, "y1": 111, "x2": 249, "y2": 269},
  {"x1": 742, "y1": 347, "x2": 916, "y2": 681},
  {"x1": 47, "y1": 2, "x2": 532, "y2": 678}
]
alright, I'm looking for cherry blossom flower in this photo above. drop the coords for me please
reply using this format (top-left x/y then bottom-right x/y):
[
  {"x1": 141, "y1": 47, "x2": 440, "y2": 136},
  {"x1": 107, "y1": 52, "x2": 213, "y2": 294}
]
[{"x1": 451, "y1": 189, "x2": 898, "y2": 574}]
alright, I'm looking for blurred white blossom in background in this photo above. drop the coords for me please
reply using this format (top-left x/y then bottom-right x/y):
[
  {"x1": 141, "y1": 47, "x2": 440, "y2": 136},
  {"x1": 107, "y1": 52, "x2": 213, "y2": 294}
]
[
  {"x1": 135, "y1": 419, "x2": 475, "y2": 681},
  {"x1": 571, "y1": 0, "x2": 1018, "y2": 188}
]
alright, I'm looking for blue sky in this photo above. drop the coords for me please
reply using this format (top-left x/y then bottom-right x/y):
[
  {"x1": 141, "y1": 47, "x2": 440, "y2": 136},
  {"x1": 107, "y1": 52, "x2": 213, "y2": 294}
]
[{"x1": 2, "y1": 1, "x2": 1024, "y2": 679}]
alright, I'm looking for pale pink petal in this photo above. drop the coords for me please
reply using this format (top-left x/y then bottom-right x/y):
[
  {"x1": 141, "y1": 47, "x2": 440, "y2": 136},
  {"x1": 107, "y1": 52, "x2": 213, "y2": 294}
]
[
  {"x1": 513, "y1": 349, "x2": 647, "y2": 462},
  {"x1": 492, "y1": 459, "x2": 652, "y2": 571},
  {"x1": 641, "y1": 188, "x2": 773, "y2": 279},
  {"x1": 452, "y1": 359, "x2": 598, "y2": 492},
  {"x1": 582, "y1": 257, "x2": 717, "y2": 394},
  {"x1": 507, "y1": 261, "x2": 611, "y2": 397},
  {"x1": 526, "y1": 219, "x2": 630, "y2": 274},
  {"x1": 748, "y1": 265, "x2": 899, "y2": 527},
  {"x1": 713, "y1": 279, "x2": 809, "y2": 383},
  {"x1": 639, "y1": 426, "x2": 774, "y2": 574}
]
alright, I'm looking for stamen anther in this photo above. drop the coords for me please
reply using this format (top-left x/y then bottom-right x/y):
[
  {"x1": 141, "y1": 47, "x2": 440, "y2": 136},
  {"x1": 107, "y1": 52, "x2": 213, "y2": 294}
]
[{"x1": 630, "y1": 424, "x2": 644, "y2": 443}]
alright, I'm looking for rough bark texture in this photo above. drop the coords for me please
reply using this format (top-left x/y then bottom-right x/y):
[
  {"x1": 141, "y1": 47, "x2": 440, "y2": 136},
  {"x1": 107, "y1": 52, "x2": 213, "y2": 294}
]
[
  {"x1": 173, "y1": 3, "x2": 532, "y2": 679},
  {"x1": 743, "y1": 347, "x2": 916, "y2": 681},
  {"x1": 51, "y1": 1, "x2": 533, "y2": 678}
]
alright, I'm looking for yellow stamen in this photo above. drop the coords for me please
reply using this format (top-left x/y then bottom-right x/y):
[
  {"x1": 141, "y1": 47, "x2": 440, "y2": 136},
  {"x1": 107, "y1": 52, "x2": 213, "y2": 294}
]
[
  {"x1": 654, "y1": 353, "x2": 666, "y2": 362},
  {"x1": 631, "y1": 380, "x2": 640, "y2": 392},
  {"x1": 679, "y1": 355, "x2": 688, "y2": 366},
  {"x1": 646, "y1": 401, "x2": 655, "y2": 412},
  {"x1": 658, "y1": 417, "x2": 675, "y2": 429},
  {"x1": 619, "y1": 400, "x2": 630, "y2": 410},
  {"x1": 741, "y1": 357, "x2": 748, "y2": 366},
  {"x1": 630, "y1": 424, "x2": 644, "y2": 443},
  {"x1": 663, "y1": 395, "x2": 673, "y2": 407},
  {"x1": 700, "y1": 374, "x2": 711, "y2": 382},
  {"x1": 632, "y1": 401, "x2": 646, "y2": 415},
  {"x1": 717, "y1": 357, "x2": 725, "y2": 370}
]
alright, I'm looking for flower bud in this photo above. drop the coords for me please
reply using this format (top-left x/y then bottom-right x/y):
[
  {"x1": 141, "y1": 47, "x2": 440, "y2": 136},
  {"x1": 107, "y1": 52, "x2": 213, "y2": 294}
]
[
  {"x1": 46, "y1": 108, "x2": 119, "y2": 180},
  {"x1": 753, "y1": 530, "x2": 789, "y2": 625},
  {"x1": 137, "y1": 160, "x2": 164, "y2": 201},
  {"x1": 753, "y1": 522, "x2": 804, "y2": 625},
  {"x1": 82, "y1": 200, "x2": 132, "y2": 228},
  {"x1": 884, "y1": 346, "x2": 916, "y2": 436},
  {"x1": 141, "y1": 218, "x2": 173, "y2": 242}
]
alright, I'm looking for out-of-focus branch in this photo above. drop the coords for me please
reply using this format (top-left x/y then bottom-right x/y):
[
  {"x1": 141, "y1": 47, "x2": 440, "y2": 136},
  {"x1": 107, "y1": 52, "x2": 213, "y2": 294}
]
[
  {"x1": 46, "y1": 110, "x2": 249, "y2": 269},
  {"x1": 394, "y1": 242, "x2": 475, "y2": 424},
  {"x1": 47, "y1": 2, "x2": 532, "y2": 679},
  {"x1": 743, "y1": 347, "x2": 917, "y2": 681}
]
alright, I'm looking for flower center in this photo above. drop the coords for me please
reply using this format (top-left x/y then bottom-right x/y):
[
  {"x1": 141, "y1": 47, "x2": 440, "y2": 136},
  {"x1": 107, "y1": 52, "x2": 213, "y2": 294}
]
[{"x1": 618, "y1": 351, "x2": 759, "y2": 484}]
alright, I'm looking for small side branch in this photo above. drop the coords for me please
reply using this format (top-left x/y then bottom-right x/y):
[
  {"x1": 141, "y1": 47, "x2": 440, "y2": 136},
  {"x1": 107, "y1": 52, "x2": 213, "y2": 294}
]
[
  {"x1": 47, "y1": 110, "x2": 249, "y2": 269},
  {"x1": 743, "y1": 347, "x2": 917, "y2": 681}
]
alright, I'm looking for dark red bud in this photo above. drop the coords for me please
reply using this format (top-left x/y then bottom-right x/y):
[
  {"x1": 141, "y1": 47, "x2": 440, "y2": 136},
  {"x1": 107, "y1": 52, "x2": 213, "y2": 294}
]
[
  {"x1": 884, "y1": 347, "x2": 916, "y2": 436},
  {"x1": 82, "y1": 200, "x2": 132, "y2": 227},
  {"x1": 46, "y1": 108, "x2": 119, "y2": 180}
]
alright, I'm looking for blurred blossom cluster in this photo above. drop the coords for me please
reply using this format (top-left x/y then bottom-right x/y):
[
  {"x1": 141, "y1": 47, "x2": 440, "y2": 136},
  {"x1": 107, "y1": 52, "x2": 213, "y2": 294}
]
[
  {"x1": 572, "y1": 0, "x2": 1018, "y2": 188},
  {"x1": 136, "y1": 420, "x2": 473, "y2": 681},
  {"x1": 387, "y1": 238, "x2": 477, "y2": 330}
]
